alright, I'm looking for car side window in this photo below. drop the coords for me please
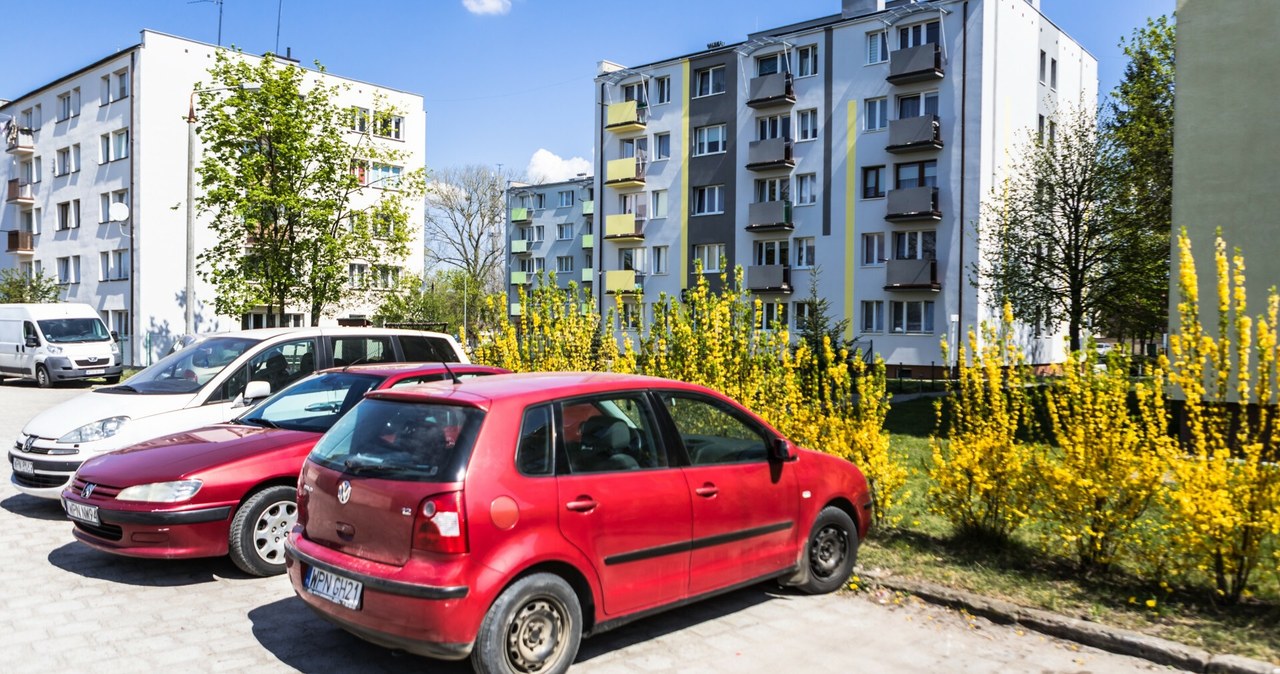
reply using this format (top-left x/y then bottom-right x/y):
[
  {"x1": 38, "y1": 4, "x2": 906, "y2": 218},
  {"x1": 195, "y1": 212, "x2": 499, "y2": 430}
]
[
  {"x1": 560, "y1": 395, "x2": 665, "y2": 474},
  {"x1": 330, "y1": 336, "x2": 393, "y2": 366},
  {"x1": 210, "y1": 338, "x2": 315, "y2": 402},
  {"x1": 399, "y1": 335, "x2": 458, "y2": 363},
  {"x1": 659, "y1": 393, "x2": 770, "y2": 465},
  {"x1": 516, "y1": 404, "x2": 554, "y2": 477},
  {"x1": 23, "y1": 321, "x2": 38, "y2": 343}
]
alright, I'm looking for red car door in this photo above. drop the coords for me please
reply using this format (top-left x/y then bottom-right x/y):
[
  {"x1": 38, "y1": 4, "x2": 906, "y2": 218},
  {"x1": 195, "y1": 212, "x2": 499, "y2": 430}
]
[
  {"x1": 553, "y1": 394, "x2": 692, "y2": 616},
  {"x1": 658, "y1": 392, "x2": 800, "y2": 596}
]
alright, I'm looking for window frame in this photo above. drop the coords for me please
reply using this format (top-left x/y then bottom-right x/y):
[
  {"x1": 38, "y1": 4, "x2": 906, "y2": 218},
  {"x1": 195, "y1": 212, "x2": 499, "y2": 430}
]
[
  {"x1": 796, "y1": 173, "x2": 817, "y2": 205},
  {"x1": 794, "y1": 237, "x2": 816, "y2": 268},
  {"x1": 862, "y1": 232, "x2": 886, "y2": 266},
  {"x1": 862, "y1": 166, "x2": 886, "y2": 199},
  {"x1": 796, "y1": 45, "x2": 819, "y2": 78},
  {"x1": 797, "y1": 108, "x2": 819, "y2": 141},
  {"x1": 866, "y1": 30, "x2": 889, "y2": 65},
  {"x1": 864, "y1": 97, "x2": 888, "y2": 131},
  {"x1": 693, "y1": 124, "x2": 727, "y2": 156},
  {"x1": 693, "y1": 65, "x2": 726, "y2": 98},
  {"x1": 692, "y1": 185, "x2": 725, "y2": 216},
  {"x1": 693, "y1": 243, "x2": 726, "y2": 273}
]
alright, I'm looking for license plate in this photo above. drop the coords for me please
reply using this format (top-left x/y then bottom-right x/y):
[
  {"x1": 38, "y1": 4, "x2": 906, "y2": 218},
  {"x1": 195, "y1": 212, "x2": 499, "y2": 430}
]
[
  {"x1": 85, "y1": 369, "x2": 105, "y2": 376},
  {"x1": 12, "y1": 458, "x2": 34, "y2": 474},
  {"x1": 306, "y1": 566, "x2": 363, "y2": 610},
  {"x1": 64, "y1": 499, "x2": 100, "y2": 526}
]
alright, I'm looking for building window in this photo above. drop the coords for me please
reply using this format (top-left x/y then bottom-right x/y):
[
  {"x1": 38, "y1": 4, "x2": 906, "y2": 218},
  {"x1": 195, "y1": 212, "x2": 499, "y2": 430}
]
[
  {"x1": 374, "y1": 114, "x2": 404, "y2": 140},
  {"x1": 895, "y1": 160, "x2": 937, "y2": 189},
  {"x1": 620, "y1": 193, "x2": 645, "y2": 218},
  {"x1": 654, "y1": 76, "x2": 671, "y2": 104},
  {"x1": 348, "y1": 263, "x2": 367, "y2": 287},
  {"x1": 692, "y1": 185, "x2": 724, "y2": 215},
  {"x1": 794, "y1": 300, "x2": 815, "y2": 326},
  {"x1": 369, "y1": 163, "x2": 402, "y2": 189},
  {"x1": 619, "y1": 247, "x2": 645, "y2": 273},
  {"x1": 1050, "y1": 58, "x2": 1058, "y2": 89},
  {"x1": 56, "y1": 200, "x2": 81, "y2": 230},
  {"x1": 349, "y1": 107, "x2": 370, "y2": 132},
  {"x1": 1048, "y1": 120, "x2": 1057, "y2": 144},
  {"x1": 897, "y1": 91, "x2": 939, "y2": 118},
  {"x1": 862, "y1": 233, "x2": 886, "y2": 266},
  {"x1": 533, "y1": 225, "x2": 546, "y2": 242},
  {"x1": 867, "y1": 30, "x2": 889, "y2": 64},
  {"x1": 694, "y1": 124, "x2": 727, "y2": 155},
  {"x1": 894, "y1": 230, "x2": 937, "y2": 260},
  {"x1": 755, "y1": 177, "x2": 788, "y2": 203},
  {"x1": 20, "y1": 209, "x2": 40, "y2": 235},
  {"x1": 797, "y1": 109, "x2": 818, "y2": 141},
  {"x1": 56, "y1": 146, "x2": 80, "y2": 176},
  {"x1": 652, "y1": 245, "x2": 668, "y2": 275},
  {"x1": 756, "y1": 52, "x2": 790, "y2": 76},
  {"x1": 797, "y1": 45, "x2": 818, "y2": 77},
  {"x1": 864, "y1": 98, "x2": 888, "y2": 131},
  {"x1": 693, "y1": 243, "x2": 725, "y2": 272},
  {"x1": 620, "y1": 302, "x2": 642, "y2": 330},
  {"x1": 558, "y1": 190, "x2": 575, "y2": 208},
  {"x1": 57, "y1": 256, "x2": 81, "y2": 285},
  {"x1": 796, "y1": 174, "x2": 817, "y2": 205},
  {"x1": 584, "y1": 250, "x2": 593, "y2": 268},
  {"x1": 899, "y1": 20, "x2": 940, "y2": 48},
  {"x1": 557, "y1": 223, "x2": 573, "y2": 240},
  {"x1": 114, "y1": 70, "x2": 129, "y2": 100},
  {"x1": 654, "y1": 132, "x2": 671, "y2": 160},
  {"x1": 753, "y1": 239, "x2": 790, "y2": 266},
  {"x1": 556, "y1": 256, "x2": 575, "y2": 274},
  {"x1": 794, "y1": 237, "x2": 815, "y2": 268},
  {"x1": 1038, "y1": 114, "x2": 1046, "y2": 143},
  {"x1": 100, "y1": 249, "x2": 129, "y2": 281},
  {"x1": 862, "y1": 301, "x2": 885, "y2": 333},
  {"x1": 651, "y1": 190, "x2": 668, "y2": 218},
  {"x1": 102, "y1": 129, "x2": 129, "y2": 162},
  {"x1": 622, "y1": 80, "x2": 648, "y2": 104},
  {"x1": 760, "y1": 301, "x2": 789, "y2": 330},
  {"x1": 890, "y1": 300, "x2": 935, "y2": 334},
  {"x1": 693, "y1": 65, "x2": 725, "y2": 97},
  {"x1": 757, "y1": 113, "x2": 790, "y2": 140},
  {"x1": 534, "y1": 193, "x2": 547, "y2": 209},
  {"x1": 862, "y1": 166, "x2": 886, "y2": 199},
  {"x1": 1039, "y1": 50, "x2": 1047, "y2": 83},
  {"x1": 57, "y1": 89, "x2": 80, "y2": 122}
]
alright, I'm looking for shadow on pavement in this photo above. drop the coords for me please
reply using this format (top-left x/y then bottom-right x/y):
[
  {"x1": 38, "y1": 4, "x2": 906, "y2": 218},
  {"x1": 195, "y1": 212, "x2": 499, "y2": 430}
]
[
  {"x1": 1, "y1": 493, "x2": 70, "y2": 521},
  {"x1": 47, "y1": 541, "x2": 251, "y2": 587},
  {"x1": 248, "y1": 596, "x2": 470, "y2": 673}
]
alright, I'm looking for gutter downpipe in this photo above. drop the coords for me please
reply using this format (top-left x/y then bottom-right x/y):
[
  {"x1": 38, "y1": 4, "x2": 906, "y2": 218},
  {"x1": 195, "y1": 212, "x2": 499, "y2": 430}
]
[{"x1": 956, "y1": 0, "x2": 969, "y2": 373}]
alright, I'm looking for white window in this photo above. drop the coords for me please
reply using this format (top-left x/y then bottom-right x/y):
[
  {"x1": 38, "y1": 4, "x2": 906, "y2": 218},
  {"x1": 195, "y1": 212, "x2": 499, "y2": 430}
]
[
  {"x1": 1039, "y1": 50, "x2": 1047, "y2": 83},
  {"x1": 797, "y1": 109, "x2": 819, "y2": 141},
  {"x1": 350, "y1": 107, "x2": 370, "y2": 132},
  {"x1": 1050, "y1": 58, "x2": 1058, "y2": 89},
  {"x1": 100, "y1": 75, "x2": 111, "y2": 106},
  {"x1": 557, "y1": 223, "x2": 573, "y2": 240},
  {"x1": 890, "y1": 300, "x2": 935, "y2": 333},
  {"x1": 794, "y1": 237, "x2": 816, "y2": 268},
  {"x1": 693, "y1": 185, "x2": 724, "y2": 215},
  {"x1": 864, "y1": 98, "x2": 888, "y2": 131},
  {"x1": 369, "y1": 163, "x2": 402, "y2": 189},
  {"x1": 534, "y1": 193, "x2": 547, "y2": 209},
  {"x1": 57, "y1": 89, "x2": 80, "y2": 121},
  {"x1": 654, "y1": 132, "x2": 671, "y2": 160},
  {"x1": 797, "y1": 45, "x2": 818, "y2": 77},
  {"x1": 113, "y1": 129, "x2": 128, "y2": 161},
  {"x1": 100, "y1": 248, "x2": 129, "y2": 281},
  {"x1": 862, "y1": 301, "x2": 885, "y2": 333},
  {"x1": 56, "y1": 147, "x2": 72, "y2": 176},
  {"x1": 899, "y1": 21, "x2": 940, "y2": 49},
  {"x1": 374, "y1": 114, "x2": 404, "y2": 140},
  {"x1": 655, "y1": 76, "x2": 671, "y2": 104},
  {"x1": 114, "y1": 69, "x2": 129, "y2": 100},
  {"x1": 794, "y1": 301, "x2": 814, "y2": 326},
  {"x1": 56, "y1": 200, "x2": 80, "y2": 230},
  {"x1": 558, "y1": 190, "x2": 575, "y2": 208},
  {"x1": 897, "y1": 91, "x2": 939, "y2": 118},
  {"x1": 694, "y1": 125, "x2": 727, "y2": 155},
  {"x1": 796, "y1": 174, "x2": 817, "y2": 205},
  {"x1": 620, "y1": 193, "x2": 645, "y2": 218},
  {"x1": 621, "y1": 81, "x2": 648, "y2": 104},
  {"x1": 99, "y1": 193, "x2": 111, "y2": 223},
  {"x1": 893, "y1": 230, "x2": 937, "y2": 260},
  {"x1": 619, "y1": 247, "x2": 645, "y2": 272},
  {"x1": 621, "y1": 136, "x2": 648, "y2": 160},
  {"x1": 620, "y1": 302, "x2": 642, "y2": 330},
  {"x1": 693, "y1": 243, "x2": 725, "y2": 273},
  {"x1": 756, "y1": 52, "x2": 790, "y2": 76},
  {"x1": 19, "y1": 159, "x2": 34, "y2": 184},
  {"x1": 694, "y1": 65, "x2": 725, "y2": 97},
  {"x1": 862, "y1": 233, "x2": 886, "y2": 266},
  {"x1": 652, "y1": 246, "x2": 668, "y2": 275},
  {"x1": 757, "y1": 114, "x2": 790, "y2": 140},
  {"x1": 56, "y1": 256, "x2": 81, "y2": 284},
  {"x1": 348, "y1": 263, "x2": 368, "y2": 287},
  {"x1": 372, "y1": 265, "x2": 399, "y2": 289},
  {"x1": 753, "y1": 239, "x2": 790, "y2": 266},
  {"x1": 761, "y1": 301, "x2": 789, "y2": 330},
  {"x1": 867, "y1": 30, "x2": 889, "y2": 64},
  {"x1": 20, "y1": 209, "x2": 40, "y2": 235},
  {"x1": 556, "y1": 256, "x2": 575, "y2": 273},
  {"x1": 755, "y1": 177, "x2": 788, "y2": 203},
  {"x1": 533, "y1": 225, "x2": 546, "y2": 242},
  {"x1": 651, "y1": 190, "x2": 668, "y2": 218}
]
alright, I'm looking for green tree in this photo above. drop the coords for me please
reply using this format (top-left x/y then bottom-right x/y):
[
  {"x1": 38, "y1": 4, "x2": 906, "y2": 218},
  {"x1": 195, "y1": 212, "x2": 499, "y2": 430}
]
[
  {"x1": 0, "y1": 268, "x2": 61, "y2": 303},
  {"x1": 194, "y1": 51, "x2": 424, "y2": 326}
]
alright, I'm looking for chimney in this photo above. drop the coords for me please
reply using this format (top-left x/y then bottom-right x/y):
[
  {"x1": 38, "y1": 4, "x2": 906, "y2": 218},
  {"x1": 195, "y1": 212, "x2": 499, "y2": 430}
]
[{"x1": 842, "y1": 0, "x2": 886, "y2": 18}]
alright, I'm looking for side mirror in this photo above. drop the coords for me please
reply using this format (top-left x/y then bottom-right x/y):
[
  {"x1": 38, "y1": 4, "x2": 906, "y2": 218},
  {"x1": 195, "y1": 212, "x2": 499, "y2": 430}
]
[
  {"x1": 24, "y1": 336, "x2": 39, "y2": 348},
  {"x1": 769, "y1": 437, "x2": 798, "y2": 463},
  {"x1": 110, "y1": 330, "x2": 120, "y2": 342},
  {"x1": 236, "y1": 380, "x2": 272, "y2": 408}
]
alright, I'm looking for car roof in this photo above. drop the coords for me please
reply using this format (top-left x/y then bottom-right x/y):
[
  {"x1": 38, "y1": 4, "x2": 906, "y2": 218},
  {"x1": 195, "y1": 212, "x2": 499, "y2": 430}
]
[
  {"x1": 318, "y1": 362, "x2": 507, "y2": 378},
  {"x1": 191, "y1": 327, "x2": 457, "y2": 341},
  {"x1": 366, "y1": 371, "x2": 708, "y2": 408}
]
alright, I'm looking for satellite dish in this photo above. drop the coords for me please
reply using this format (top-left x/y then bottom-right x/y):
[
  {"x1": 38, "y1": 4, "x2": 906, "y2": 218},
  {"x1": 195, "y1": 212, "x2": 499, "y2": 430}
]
[{"x1": 109, "y1": 202, "x2": 130, "y2": 223}]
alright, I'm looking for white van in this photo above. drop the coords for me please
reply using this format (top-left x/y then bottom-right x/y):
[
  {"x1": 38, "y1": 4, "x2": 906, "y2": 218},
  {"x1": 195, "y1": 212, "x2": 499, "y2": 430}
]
[
  {"x1": 0, "y1": 303, "x2": 123, "y2": 388},
  {"x1": 9, "y1": 326, "x2": 468, "y2": 498}
]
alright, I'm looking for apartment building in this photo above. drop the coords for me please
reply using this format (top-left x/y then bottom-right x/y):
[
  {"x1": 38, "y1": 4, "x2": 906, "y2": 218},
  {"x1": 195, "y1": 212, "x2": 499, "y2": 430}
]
[
  {"x1": 506, "y1": 176, "x2": 597, "y2": 314},
  {"x1": 1, "y1": 30, "x2": 425, "y2": 365},
  {"x1": 583, "y1": 0, "x2": 1096, "y2": 374}
]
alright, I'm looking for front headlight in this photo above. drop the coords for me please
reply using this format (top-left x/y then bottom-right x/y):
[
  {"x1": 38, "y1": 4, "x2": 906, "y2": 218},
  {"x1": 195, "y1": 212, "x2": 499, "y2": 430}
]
[
  {"x1": 117, "y1": 480, "x2": 203, "y2": 503},
  {"x1": 58, "y1": 416, "x2": 129, "y2": 443},
  {"x1": 110, "y1": 342, "x2": 121, "y2": 355},
  {"x1": 47, "y1": 345, "x2": 63, "y2": 355}
]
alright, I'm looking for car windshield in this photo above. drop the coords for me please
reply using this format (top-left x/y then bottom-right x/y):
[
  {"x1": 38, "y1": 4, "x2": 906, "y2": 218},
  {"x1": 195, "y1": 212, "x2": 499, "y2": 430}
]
[
  {"x1": 38, "y1": 318, "x2": 111, "y2": 343},
  {"x1": 239, "y1": 371, "x2": 384, "y2": 433},
  {"x1": 101, "y1": 336, "x2": 260, "y2": 395},
  {"x1": 309, "y1": 399, "x2": 484, "y2": 482}
]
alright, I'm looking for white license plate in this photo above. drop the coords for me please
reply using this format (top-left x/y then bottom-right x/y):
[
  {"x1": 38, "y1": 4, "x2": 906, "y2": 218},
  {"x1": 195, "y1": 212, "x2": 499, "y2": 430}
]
[
  {"x1": 85, "y1": 369, "x2": 105, "y2": 376},
  {"x1": 12, "y1": 458, "x2": 34, "y2": 474},
  {"x1": 306, "y1": 566, "x2": 363, "y2": 610},
  {"x1": 64, "y1": 499, "x2": 100, "y2": 526}
]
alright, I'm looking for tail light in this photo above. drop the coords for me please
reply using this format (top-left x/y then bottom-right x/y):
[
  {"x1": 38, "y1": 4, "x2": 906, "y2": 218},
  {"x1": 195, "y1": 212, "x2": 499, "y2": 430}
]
[
  {"x1": 413, "y1": 491, "x2": 468, "y2": 554},
  {"x1": 295, "y1": 481, "x2": 311, "y2": 529}
]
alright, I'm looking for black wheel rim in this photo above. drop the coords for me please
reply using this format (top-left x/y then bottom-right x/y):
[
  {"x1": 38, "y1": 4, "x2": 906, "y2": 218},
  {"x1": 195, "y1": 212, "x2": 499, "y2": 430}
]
[
  {"x1": 810, "y1": 524, "x2": 849, "y2": 580},
  {"x1": 504, "y1": 595, "x2": 569, "y2": 674}
]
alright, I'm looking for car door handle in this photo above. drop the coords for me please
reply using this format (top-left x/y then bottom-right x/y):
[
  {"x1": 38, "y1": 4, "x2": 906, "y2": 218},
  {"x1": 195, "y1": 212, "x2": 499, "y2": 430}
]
[
  {"x1": 565, "y1": 497, "x2": 598, "y2": 513},
  {"x1": 694, "y1": 483, "x2": 719, "y2": 498}
]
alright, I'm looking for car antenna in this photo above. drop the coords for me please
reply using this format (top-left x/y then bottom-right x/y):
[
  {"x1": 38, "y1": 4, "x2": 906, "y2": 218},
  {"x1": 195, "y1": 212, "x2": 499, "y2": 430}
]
[
  {"x1": 440, "y1": 359, "x2": 461, "y2": 385},
  {"x1": 342, "y1": 357, "x2": 367, "y2": 372}
]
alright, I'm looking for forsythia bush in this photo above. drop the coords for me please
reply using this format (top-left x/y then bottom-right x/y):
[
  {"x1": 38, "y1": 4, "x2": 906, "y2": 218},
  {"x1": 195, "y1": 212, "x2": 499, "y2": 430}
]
[{"x1": 471, "y1": 276, "x2": 618, "y2": 373}]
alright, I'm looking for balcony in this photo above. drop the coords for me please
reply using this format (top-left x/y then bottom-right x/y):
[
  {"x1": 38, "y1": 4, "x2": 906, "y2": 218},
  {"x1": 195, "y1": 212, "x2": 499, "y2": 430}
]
[
  {"x1": 582, "y1": 200, "x2": 594, "y2": 216},
  {"x1": 884, "y1": 258, "x2": 940, "y2": 291},
  {"x1": 887, "y1": 43, "x2": 944, "y2": 85},
  {"x1": 510, "y1": 302, "x2": 523, "y2": 316},
  {"x1": 581, "y1": 234, "x2": 594, "y2": 249},
  {"x1": 886, "y1": 186, "x2": 941, "y2": 222},
  {"x1": 745, "y1": 138, "x2": 794, "y2": 171},
  {"x1": 581, "y1": 268, "x2": 594, "y2": 284},
  {"x1": 886, "y1": 115, "x2": 943, "y2": 154},
  {"x1": 511, "y1": 239, "x2": 531, "y2": 256},
  {"x1": 605, "y1": 157, "x2": 646, "y2": 189},
  {"x1": 604, "y1": 269, "x2": 641, "y2": 295},
  {"x1": 5, "y1": 128, "x2": 34, "y2": 155},
  {"x1": 605, "y1": 100, "x2": 647, "y2": 134},
  {"x1": 510, "y1": 271, "x2": 532, "y2": 285},
  {"x1": 604, "y1": 212, "x2": 645, "y2": 242},
  {"x1": 511, "y1": 207, "x2": 532, "y2": 224},
  {"x1": 747, "y1": 73, "x2": 795, "y2": 109},
  {"x1": 746, "y1": 265, "x2": 793, "y2": 293},
  {"x1": 5, "y1": 180, "x2": 34, "y2": 206},
  {"x1": 746, "y1": 200, "x2": 794, "y2": 232},
  {"x1": 6, "y1": 230, "x2": 34, "y2": 254}
]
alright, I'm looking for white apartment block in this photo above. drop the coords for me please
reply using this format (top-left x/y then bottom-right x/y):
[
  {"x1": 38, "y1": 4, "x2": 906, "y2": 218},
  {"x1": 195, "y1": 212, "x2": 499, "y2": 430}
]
[
  {"x1": 1, "y1": 30, "x2": 426, "y2": 366},
  {"x1": 585, "y1": 0, "x2": 1096, "y2": 375}
]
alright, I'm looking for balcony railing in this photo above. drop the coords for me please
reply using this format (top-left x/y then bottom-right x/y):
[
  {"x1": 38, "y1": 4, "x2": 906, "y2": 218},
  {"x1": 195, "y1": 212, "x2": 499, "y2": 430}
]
[
  {"x1": 884, "y1": 258, "x2": 940, "y2": 291},
  {"x1": 746, "y1": 265, "x2": 793, "y2": 293},
  {"x1": 5, "y1": 128, "x2": 34, "y2": 154},
  {"x1": 745, "y1": 137, "x2": 794, "y2": 171},
  {"x1": 604, "y1": 269, "x2": 641, "y2": 295},
  {"x1": 510, "y1": 271, "x2": 532, "y2": 285},
  {"x1": 604, "y1": 211, "x2": 645, "y2": 241},
  {"x1": 581, "y1": 234, "x2": 594, "y2": 249},
  {"x1": 605, "y1": 100, "x2": 648, "y2": 133},
  {"x1": 887, "y1": 43, "x2": 944, "y2": 85},
  {"x1": 581, "y1": 268, "x2": 594, "y2": 284},
  {"x1": 885, "y1": 186, "x2": 941, "y2": 222},
  {"x1": 511, "y1": 207, "x2": 532, "y2": 223},
  {"x1": 746, "y1": 200, "x2": 794, "y2": 232},
  {"x1": 510, "y1": 302, "x2": 523, "y2": 316},
  {"x1": 511, "y1": 239, "x2": 531, "y2": 255},
  {"x1": 886, "y1": 115, "x2": 943, "y2": 154},
  {"x1": 605, "y1": 157, "x2": 647, "y2": 188},
  {"x1": 582, "y1": 200, "x2": 594, "y2": 216},
  {"x1": 6, "y1": 230, "x2": 34, "y2": 253},
  {"x1": 747, "y1": 73, "x2": 795, "y2": 109},
  {"x1": 5, "y1": 179, "x2": 34, "y2": 205}
]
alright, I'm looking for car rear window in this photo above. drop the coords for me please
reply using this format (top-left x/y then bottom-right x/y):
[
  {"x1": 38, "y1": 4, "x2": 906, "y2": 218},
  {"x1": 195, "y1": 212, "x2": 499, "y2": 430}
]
[
  {"x1": 309, "y1": 399, "x2": 484, "y2": 482},
  {"x1": 399, "y1": 335, "x2": 459, "y2": 363}
]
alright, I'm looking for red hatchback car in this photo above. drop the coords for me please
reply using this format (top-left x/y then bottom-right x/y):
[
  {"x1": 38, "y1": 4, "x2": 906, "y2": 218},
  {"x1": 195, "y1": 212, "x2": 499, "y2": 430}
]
[
  {"x1": 60, "y1": 363, "x2": 509, "y2": 576},
  {"x1": 285, "y1": 372, "x2": 873, "y2": 674}
]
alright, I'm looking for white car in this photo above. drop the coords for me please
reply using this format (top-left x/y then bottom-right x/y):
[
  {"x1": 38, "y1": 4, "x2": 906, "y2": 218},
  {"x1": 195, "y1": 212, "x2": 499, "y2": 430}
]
[{"x1": 9, "y1": 326, "x2": 467, "y2": 499}]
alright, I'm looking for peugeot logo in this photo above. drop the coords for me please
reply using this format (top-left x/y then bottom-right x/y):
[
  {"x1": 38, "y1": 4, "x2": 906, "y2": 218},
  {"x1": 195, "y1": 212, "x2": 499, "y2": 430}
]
[
  {"x1": 337, "y1": 480, "x2": 352, "y2": 504},
  {"x1": 86, "y1": 356, "x2": 99, "y2": 364},
  {"x1": 24, "y1": 435, "x2": 36, "y2": 452},
  {"x1": 82, "y1": 483, "x2": 96, "y2": 499}
]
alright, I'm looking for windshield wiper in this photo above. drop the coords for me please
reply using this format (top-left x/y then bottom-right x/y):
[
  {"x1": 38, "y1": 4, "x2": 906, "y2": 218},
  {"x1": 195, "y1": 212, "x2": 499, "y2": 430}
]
[
  {"x1": 98, "y1": 385, "x2": 139, "y2": 393},
  {"x1": 241, "y1": 417, "x2": 280, "y2": 429},
  {"x1": 343, "y1": 456, "x2": 384, "y2": 475}
]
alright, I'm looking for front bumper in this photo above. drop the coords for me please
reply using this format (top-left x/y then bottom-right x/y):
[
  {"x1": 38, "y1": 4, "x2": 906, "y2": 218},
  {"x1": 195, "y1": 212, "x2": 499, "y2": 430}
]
[
  {"x1": 61, "y1": 491, "x2": 234, "y2": 559},
  {"x1": 9, "y1": 450, "x2": 80, "y2": 498},
  {"x1": 43, "y1": 356, "x2": 123, "y2": 382}
]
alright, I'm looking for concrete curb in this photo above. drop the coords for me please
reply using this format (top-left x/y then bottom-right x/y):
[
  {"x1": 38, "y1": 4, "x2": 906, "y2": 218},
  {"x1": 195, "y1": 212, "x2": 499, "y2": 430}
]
[{"x1": 863, "y1": 573, "x2": 1279, "y2": 674}]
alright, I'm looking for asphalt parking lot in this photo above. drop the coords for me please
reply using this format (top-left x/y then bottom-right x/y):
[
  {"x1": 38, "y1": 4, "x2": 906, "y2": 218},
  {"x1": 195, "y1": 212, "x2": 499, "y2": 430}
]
[{"x1": 0, "y1": 380, "x2": 1182, "y2": 673}]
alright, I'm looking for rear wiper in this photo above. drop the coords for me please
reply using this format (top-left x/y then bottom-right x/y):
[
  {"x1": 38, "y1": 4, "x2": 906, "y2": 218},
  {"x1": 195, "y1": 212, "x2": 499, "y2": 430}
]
[
  {"x1": 343, "y1": 456, "x2": 382, "y2": 475},
  {"x1": 241, "y1": 417, "x2": 280, "y2": 429},
  {"x1": 98, "y1": 385, "x2": 139, "y2": 393}
]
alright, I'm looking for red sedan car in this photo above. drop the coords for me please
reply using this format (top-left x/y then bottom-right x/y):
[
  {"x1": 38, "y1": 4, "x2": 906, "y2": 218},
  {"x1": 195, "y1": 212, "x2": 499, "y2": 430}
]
[
  {"x1": 285, "y1": 372, "x2": 873, "y2": 674},
  {"x1": 60, "y1": 363, "x2": 509, "y2": 576}
]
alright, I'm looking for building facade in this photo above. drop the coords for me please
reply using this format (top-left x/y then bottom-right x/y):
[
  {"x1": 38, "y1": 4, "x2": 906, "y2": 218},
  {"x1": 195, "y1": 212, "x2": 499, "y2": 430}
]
[
  {"x1": 582, "y1": 0, "x2": 1096, "y2": 373},
  {"x1": 1, "y1": 30, "x2": 425, "y2": 365},
  {"x1": 506, "y1": 177, "x2": 596, "y2": 314}
]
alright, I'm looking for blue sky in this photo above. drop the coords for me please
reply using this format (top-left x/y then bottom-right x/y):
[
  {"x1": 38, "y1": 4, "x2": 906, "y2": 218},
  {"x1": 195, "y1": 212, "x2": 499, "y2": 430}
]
[{"x1": 0, "y1": 0, "x2": 1172, "y2": 180}]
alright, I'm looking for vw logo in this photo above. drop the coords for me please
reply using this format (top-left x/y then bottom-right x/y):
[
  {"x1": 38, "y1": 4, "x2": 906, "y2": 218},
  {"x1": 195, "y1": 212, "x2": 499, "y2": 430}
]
[
  {"x1": 337, "y1": 480, "x2": 352, "y2": 504},
  {"x1": 82, "y1": 483, "x2": 96, "y2": 499}
]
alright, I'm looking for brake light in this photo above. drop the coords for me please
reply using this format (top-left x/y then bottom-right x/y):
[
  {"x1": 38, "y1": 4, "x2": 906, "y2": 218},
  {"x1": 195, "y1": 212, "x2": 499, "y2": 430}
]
[
  {"x1": 295, "y1": 481, "x2": 311, "y2": 529},
  {"x1": 412, "y1": 491, "x2": 468, "y2": 554}
]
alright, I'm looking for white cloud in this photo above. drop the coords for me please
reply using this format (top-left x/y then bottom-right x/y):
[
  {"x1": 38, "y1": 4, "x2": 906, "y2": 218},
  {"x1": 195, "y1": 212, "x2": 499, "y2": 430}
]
[
  {"x1": 526, "y1": 149, "x2": 592, "y2": 184},
  {"x1": 462, "y1": 0, "x2": 511, "y2": 15}
]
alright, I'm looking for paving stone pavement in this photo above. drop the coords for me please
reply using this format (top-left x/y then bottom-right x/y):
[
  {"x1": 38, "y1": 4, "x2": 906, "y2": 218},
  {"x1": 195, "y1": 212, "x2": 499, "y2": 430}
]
[{"x1": 0, "y1": 380, "x2": 1186, "y2": 673}]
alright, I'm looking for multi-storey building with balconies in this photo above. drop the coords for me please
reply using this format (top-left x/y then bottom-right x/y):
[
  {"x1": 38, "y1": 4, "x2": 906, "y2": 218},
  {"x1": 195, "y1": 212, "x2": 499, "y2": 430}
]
[
  {"x1": 590, "y1": 0, "x2": 1096, "y2": 374},
  {"x1": 1, "y1": 30, "x2": 425, "y2": 365},
  {"x1": 506, "y1": 177, "x2": 596, "y2": 315}
]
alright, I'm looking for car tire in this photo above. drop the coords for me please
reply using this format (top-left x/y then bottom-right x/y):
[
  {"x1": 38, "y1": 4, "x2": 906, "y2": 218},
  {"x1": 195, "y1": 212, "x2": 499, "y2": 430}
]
[
  {"x1": 797, "y1": 506, "x2": 858, "y2": 595},
  {"x1": 103, "y1": 375, "x2": 121, "y2": 385},
  {"x1": 470, "y1": 573, "x2": 582, "y2": 674},
  {"x1": 35, "y1": 365, "x2": 52, "y2": 389},
  {"x1": 229, "y1": 485, "x2": 297, "y2": 577}
]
